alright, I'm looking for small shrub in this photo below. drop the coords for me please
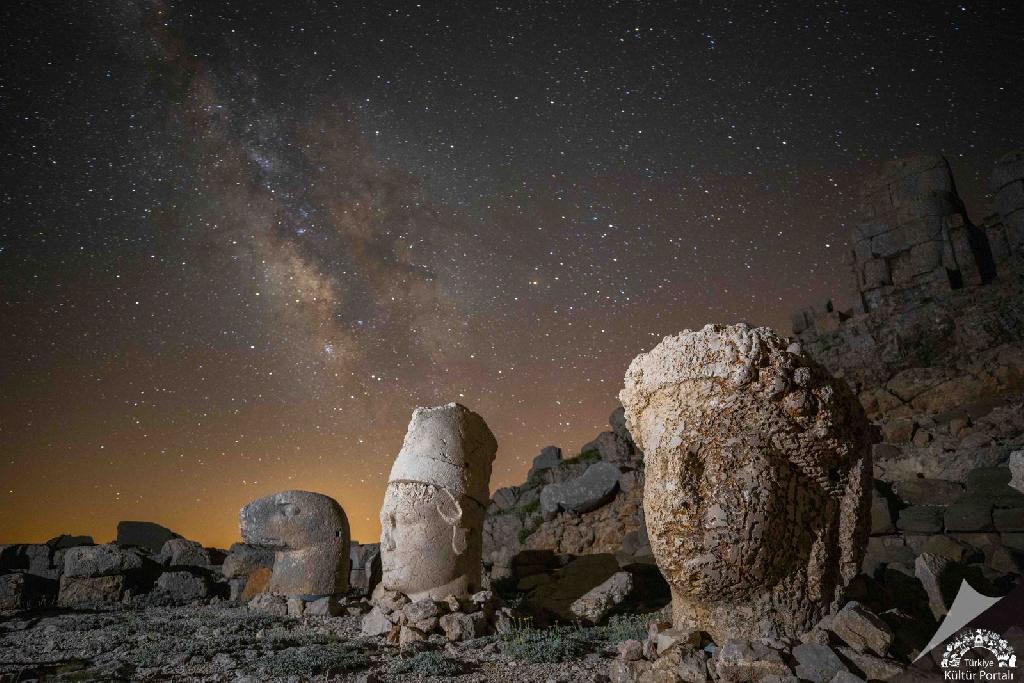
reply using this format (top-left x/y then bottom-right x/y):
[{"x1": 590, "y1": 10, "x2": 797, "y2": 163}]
[
  {"x1": 260, "y1": 644, "x2": 369, "y2": 677},
  {"x1": 500, "y1": 623, "x2": 591, "y2": 663},
  {"x1": 389, "y1": 651, "x2": 462, "y2": 677},
  {"x1": 520, "y1": 498, "x2": 540, "y2": 514},
  {"x1": 590, "y1": 613, "x2": 650, "y2": 643},
  {"x1": 517, "y1": 518, "x2": 542, "y2": 544}
]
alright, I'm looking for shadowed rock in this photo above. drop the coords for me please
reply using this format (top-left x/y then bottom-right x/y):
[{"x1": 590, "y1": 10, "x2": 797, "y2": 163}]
[{"x1": 240, "y1": 490, "x2": 350, "y2": 598}]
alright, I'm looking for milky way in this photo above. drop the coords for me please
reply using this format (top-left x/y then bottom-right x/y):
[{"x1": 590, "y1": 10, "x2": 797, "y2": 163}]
[{"x1": 2, "y1": 0, "x2": 1022, "y2": 546}]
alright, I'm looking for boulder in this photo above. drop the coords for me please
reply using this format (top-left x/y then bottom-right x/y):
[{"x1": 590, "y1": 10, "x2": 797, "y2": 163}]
[
  {"x1": 361, "y1": 606, "x2": 394, "y2": 636},
  {"x1": 116, "y1": 521, "x2": 179, "y2": 552},
  {"x1": 247, "y1": 591, "x2": 287, "y2": 616},
  {"x1": 63, "y1": 544, "x2": 144, "y2": 578},
  {"x1": 57, "y1": 575, "x2": 126, "y2": 607},
  {"x1": 569, "y1": 570, "x2": 634, "y2": 624},
  {"x1": 540, "y1": 461, "x2": 620, "y2": 520},
  {"x1": 715, "y1": 639, "x2": 792, "y2": 682},
  {"x1": 155, "y1": 570, "x2": 210, "y2": 603},
  {"x1": 792, "y1": 643, "x2": 849, "y2": 683},
  {"x1": 528, "y1": 446, "x2": 563, "y2": 479},
  {"x1": 439, "y1": 611, "x2": 486, "y2": 641},
  {"x1": 580, "y1": 431, "x2": 633, "y2": 465},
  {"x1": 158, "y1": 539, "x2": 210, "y2": 567}
]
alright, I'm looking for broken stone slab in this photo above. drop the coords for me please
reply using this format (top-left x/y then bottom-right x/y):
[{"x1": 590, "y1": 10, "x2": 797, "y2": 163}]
[
  {"x1": 714, "y1": 639, "x2": 792, "y2": 682},
  {"x1": 304, "y1": 595, "x2": 342, "y2": 616},
  {"x1": 869, "y1": 485, "x2": 895, "y2": 535},
  {"x1": 158, "y1": 539, "x2": 210, "y2": 567},
  {"x1": 570, "y1": 570, "x2": 634, "y2": 624},
  {"x1": 914, "y1": 552, "x2": 958, "y2": 619},
  {"x1": 0, "y1": 544, "x2": 58, "y2": 579},
  {"x1": 792, "y1": 643, "x2": 849, "y2": 683},
  {"x1": 57, "y1": 575, "x2": 126, "y2": 607},
  {"x1": 63, "y1": 544, "x2": 145, "y2": 578},
  {"x1": 528, "y1": 446, "x2": 563, "y2": 480},
  {"x1": 830, "y1": 672, "x2": 866, "y2": 683},
  {"x1": 116, "y1": 521, "x2": 179, "y2": 552},
  {"x1": 825, "y1": 602, "x2": 893, "y2": 656},
  {"x1": 835, "y1": 647, "x2": 903, "y2": 680},
  {"x1": 240, "y1": 490, "x2": 351, "y2": 597},
  {"x1": 247, "y1": 591, "x2": 287, "y2": 616},
  {"x1": 539, "y1": 460, "x2": 621, "y2": 520}
]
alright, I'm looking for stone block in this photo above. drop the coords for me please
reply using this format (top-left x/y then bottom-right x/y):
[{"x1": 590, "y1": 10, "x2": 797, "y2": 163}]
[
  {"x1": 944, "y1": 500, "x2": 992, "y2": 532},
  {"x1": 57, "y1": 575, "x2": 126, "y2": 607},
  {"x1": 994, "y1": 508, "x2": 1024, "y2": 532},
  {"x1": 897, "y1": 506, "x2": 944, "y2": 533}
]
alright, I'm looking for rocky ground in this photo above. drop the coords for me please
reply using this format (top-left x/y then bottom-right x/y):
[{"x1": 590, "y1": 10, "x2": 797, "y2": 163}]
[{"x1": 0, "y1": 602, "x2": 627, "y2": 682}]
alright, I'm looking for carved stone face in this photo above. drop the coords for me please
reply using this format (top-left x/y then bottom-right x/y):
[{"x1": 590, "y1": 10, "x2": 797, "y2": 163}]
[
  {"x1": 644, "y1": 431, "x2": 832, "y2": 602},
  {"x1": 620, "y1": 324, "x2": 871, "y2": 641},
  {"x1": 379, "y1": 481, "x2": 482, "y2": 601}
]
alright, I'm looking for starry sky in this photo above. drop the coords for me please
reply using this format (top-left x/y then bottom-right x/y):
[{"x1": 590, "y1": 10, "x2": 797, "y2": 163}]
[{"x1": 2, "y1": 1, "x2": 1022, "y2": 548}]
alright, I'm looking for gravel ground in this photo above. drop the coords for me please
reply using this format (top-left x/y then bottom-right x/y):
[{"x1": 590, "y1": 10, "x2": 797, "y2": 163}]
[{"x1": 0, "y1": 604, "x2": 615, "y2": 682}]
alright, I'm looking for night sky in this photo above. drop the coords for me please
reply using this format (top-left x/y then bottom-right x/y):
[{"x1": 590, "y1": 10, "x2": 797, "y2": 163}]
[{"x1": 3, "y1": 1, "x2": 1022, "y2": 548}]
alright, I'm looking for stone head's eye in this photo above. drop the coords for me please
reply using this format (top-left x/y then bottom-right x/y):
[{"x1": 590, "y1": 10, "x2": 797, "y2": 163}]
[{"x1": 281, "y1": 504, "x2": 300, "y2": 517}]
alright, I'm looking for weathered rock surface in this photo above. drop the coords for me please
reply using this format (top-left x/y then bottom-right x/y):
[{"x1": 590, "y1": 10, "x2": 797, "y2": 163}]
[
  {"x1": 620, "y1": 323, "x2": 873, "y2": 641},
  {"x1": 540, "y1": 461, "x2": 621, "y2": 520},
  {"x1": 380, "y1": 403, "x2": 496, "y2": 601},
  {"x1": 158, "y1": 538, "x2": 210, "y2": 567},
  {"x1": 240, "y1": 489, "x2": 351, "y2": 597},
  {"x1": 63, "y1": 544, "x2": 145, "y2": 578}
]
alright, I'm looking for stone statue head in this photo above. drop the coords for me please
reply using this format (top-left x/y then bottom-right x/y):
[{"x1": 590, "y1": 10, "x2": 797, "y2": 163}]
[
  {"x1": 380, "y1": 403, "x2": 496, "y2": 601},
  {"x1": 619, "y1": 324, "x2": 871, "y2": 641},
  {"x1": 240, "y1": 490, "x2": 350, "y2": 598}
]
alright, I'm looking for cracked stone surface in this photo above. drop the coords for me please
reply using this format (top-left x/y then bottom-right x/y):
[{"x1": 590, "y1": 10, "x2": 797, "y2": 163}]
[
  {"x1": 380, "y1": 403, "x2": 497, "y2": 601},
  {"x1": 240, "y1": 490, "x2": 351, "y2": 598},
  {"x1": 619, "y1": 323, "x2": 873, "y2": 641}
]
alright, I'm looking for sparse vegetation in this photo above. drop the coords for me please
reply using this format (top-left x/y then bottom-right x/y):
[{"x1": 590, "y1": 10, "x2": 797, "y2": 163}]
[
  {"x1": 499, "y1": 619, "x2": 592, "y2": 663},
  {"x1": 259, "y1": 643, "x2": 370, "y2": 677},
  {"x1": 389, "y1": 651, "x2": 462, "y2": 677}
]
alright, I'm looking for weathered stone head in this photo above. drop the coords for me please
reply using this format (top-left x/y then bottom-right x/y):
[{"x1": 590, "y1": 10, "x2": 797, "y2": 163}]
[
  {"x1": 380, "y1": 403, "x2": 497, "y2": 601},
  {"x1": 619, "y1": 323, "x2": 872, "y2": 641},
  {"x1": 240, "y1": 490, "x2": 350, "y2": 598}
]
